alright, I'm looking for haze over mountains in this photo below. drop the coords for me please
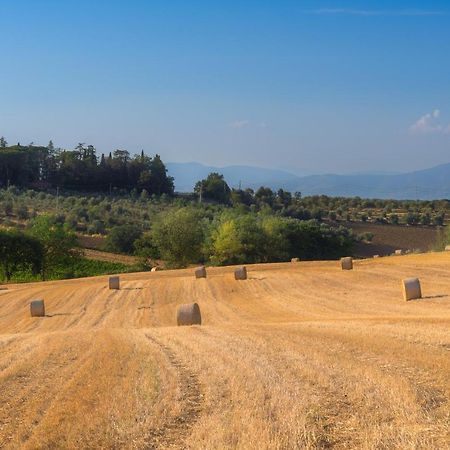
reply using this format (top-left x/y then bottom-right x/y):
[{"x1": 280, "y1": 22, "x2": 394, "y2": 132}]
[{"x1": 167, "y1": 162, "x2": 450, "y2": 200}]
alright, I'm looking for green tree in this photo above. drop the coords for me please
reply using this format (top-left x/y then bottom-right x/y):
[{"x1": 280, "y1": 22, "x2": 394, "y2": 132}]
[
  {"x1": 194, "y1": 172, "x2": 231, "y2": 204},
  {"x1": 151, "y1": 208, "x2": 204, "y2": 267},
  {"x1": 210, "y1": 214, "x2": 265, "y2": 265},
  {"x1": 230, "y1": 188, "x2": 254, "y2": 206},
  {"x1": 134, "y1": 232, "x2": 161, "y2": 265},
  {"x1": 0, "y1": 230, "x2": 42, "y2": 281},
  {"x1": 255, "y1": 186, "x2": 275, "y2": 207},
  {"x1": 104, "y1": 224, "x2": 142, "y2": 254},
  {"x1": 28, "y1": 215, "x2": 79, "y2": 280}
]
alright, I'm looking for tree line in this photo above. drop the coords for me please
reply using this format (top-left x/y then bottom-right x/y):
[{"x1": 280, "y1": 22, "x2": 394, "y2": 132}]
[
  {"x1": 108, "y1": 207, "x2": 355, "y2": 268},
  {"x1": 195, "y1": 173, "x2": 447, "y2": 226},
  {"x1": 0, "y1": 139, "x2": 174, "y2": 195}
]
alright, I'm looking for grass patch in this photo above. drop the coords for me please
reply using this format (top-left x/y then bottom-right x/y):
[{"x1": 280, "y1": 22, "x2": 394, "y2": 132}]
[{"x1": 0, "y1": 257, "x2": 146, "y2": 283}]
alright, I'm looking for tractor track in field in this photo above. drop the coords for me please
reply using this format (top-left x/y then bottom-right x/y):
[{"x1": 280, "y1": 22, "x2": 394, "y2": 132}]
[{"x1": 145, "y1": 335, "x2": 203, "y2": 449}]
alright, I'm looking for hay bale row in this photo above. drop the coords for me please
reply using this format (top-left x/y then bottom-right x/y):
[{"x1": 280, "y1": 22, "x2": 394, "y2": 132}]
[{"x1": 195, "y1": 265, "x2": 251, "y2": 280}]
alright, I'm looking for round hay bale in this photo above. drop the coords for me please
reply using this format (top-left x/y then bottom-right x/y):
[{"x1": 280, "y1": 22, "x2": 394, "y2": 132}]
[
  {"x1": 151, "y1": 267, "x2": 161, "y2": 272},
  {"x1": 394, "y1": 249, "x2": 403, "y2": 256},
  {"x1": 109, "y1": 276, "x2": 120, "y2": 290},
  {"x1": 291, "y1": 257, "x2": 300, "y2": 263},
  {"x1": 373, "y1": 255, "x2": 380, "y2": 258},
  {"x1": 30, "y1": 300, "x2": 45, "y2": 317},
  {"x1": 234, "y1": 266, "x2": 247, "y2": 280},
  {"x1": 177, "y1": 303, "x2": 202, "y2": 326},
  {"x1": 445, "y1": 245, "x2": 450, "y2": 252},
  {"x1": 341, "y1": 257, "x2": 353, "y2": 270},
  {"x1": 402, "y1": 278, "x2": 422, "y2": 301},
  {"x1": 195, "y1": 266, "x2": 207, "y2": 279}
]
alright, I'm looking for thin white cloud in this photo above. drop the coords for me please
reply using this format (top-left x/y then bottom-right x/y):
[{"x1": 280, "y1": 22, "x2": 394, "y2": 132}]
[
  {"x1": 229, "y1": 120, "x2": 250, "y2": 129},
  {"x1": 307, "y1": 9, "x2": 446, "y2": 16},
  {"x1": 409, "y1": 110, "x2": 444, "y2": 134}
]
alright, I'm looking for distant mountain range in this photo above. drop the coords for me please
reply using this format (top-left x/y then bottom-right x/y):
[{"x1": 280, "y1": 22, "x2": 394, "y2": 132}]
[
  {"x1": 166, "y1": 162, "x2": 302, "y2": 192},
  {"x1": 166, "y1": 162, "x2": 450, "y2": 200}
]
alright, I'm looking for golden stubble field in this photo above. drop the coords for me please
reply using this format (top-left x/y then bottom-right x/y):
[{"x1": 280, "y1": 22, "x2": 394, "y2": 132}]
[{"x1": 0, "y1": 253, "x2": 450, "y2": 449}]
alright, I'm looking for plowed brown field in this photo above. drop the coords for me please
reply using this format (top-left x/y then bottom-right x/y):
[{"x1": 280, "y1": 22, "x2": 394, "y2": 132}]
[{"x1": 1, "y1": 254, "x2": 450, "y2": 449}]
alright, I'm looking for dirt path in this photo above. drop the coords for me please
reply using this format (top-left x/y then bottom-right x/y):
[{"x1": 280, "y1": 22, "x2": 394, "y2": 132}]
[{"x1": 145, "y1": 334, "x2": 203, "y2": 449}]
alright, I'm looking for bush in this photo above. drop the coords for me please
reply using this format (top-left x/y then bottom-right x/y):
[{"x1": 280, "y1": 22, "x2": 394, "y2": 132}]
[
  {"x1": 104, "y1": 224, "x2": 142, "y2": 254},
  {"x1": 134, "y1": 232, "x2": 161, "y2": 264}
]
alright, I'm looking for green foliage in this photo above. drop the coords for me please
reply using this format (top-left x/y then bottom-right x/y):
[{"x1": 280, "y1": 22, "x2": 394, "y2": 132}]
[
  {"x1": 255, "y1": 187, "x2": 275, "y2": 207},
  {"x1": 194, "y1": 172, "x2": 231, "y2": 204},
  {"x1": 51, "y1": 258, "x2": 140, "y2": 280},
  {"x1": 230, "y1": 188, "x2": 254, "y2": 207},
  {"x1": 0, "y1": 144, "x2": 174, "y2": 195},
  {"x1": 0, "y1": 229, "x2": 42, "y2": 281},
  {"x1": 210, "y1": 213, "x2": 354, "y2": 265},
  {"x1": 389, "y1": 214, "x2": 399, "y2": 225},
  {"x1": 28, "y1": 214, "x2": 80, "y2": 280},
  {"x1": 104, "y1": 224, "x2": 142, "y2": 254},
  {"x1": 150, "y1": 207, "x2": 204, "y2": 267},
  {"x1": 211, "y1": 214, "x2": 266, "y2": 265},
  {"x1": 0, "y1": 257, "x2": 139, "y2": 283},
  {"x1": 358, "y1": 232, "x2": 374, "y2": 242},
  {"x1": 3, "y1": 198, "x2": 13, "y2": 216},
  {"x1": 15, "y1": 203, "x2": 29, "y2": 220},
  {"x1": 134, "y1": 232, "x2": 161, "y2": 263}
]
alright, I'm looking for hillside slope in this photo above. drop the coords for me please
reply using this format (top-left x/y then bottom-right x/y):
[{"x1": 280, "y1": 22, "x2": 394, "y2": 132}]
[{"x1": 0, "y1": 255, "x2": 450, "y2": 448}]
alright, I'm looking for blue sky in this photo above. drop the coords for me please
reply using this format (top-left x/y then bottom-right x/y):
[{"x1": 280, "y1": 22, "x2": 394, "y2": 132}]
[{"x1": 1, "y1": 0, "x2": 449, "y2": 174}]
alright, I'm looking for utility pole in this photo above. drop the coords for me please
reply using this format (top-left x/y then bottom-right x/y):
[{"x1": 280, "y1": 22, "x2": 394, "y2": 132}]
[
  {"x1": 239, "y1": 180, "x2": 242, "y2": 190},
  {"x1": 199, "y1": 182, "x2": 203, "y2": 203}
]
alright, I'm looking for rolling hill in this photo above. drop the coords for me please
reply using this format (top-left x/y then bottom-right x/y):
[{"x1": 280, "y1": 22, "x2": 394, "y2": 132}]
[{"x1": 1, "y1": 253, "x2": 449, "y2": 448}]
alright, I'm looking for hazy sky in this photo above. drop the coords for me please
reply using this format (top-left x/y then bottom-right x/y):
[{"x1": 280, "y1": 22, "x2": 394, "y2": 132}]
[{"x1": 1, "y1": 0, "x2": 450, "y2": 174}]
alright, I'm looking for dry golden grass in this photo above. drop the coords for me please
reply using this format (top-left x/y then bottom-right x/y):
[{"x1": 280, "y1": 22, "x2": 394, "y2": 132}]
[{"x1": 0, "y1": 253, "x2": 450, "y2": 449}]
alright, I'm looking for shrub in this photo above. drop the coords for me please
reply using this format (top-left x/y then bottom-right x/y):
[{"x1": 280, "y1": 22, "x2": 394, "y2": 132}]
[{"x1": 104, "y1": 224, "x2": 142, "y2": 254}]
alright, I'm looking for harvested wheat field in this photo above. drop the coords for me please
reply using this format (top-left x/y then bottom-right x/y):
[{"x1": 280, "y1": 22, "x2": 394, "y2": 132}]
[{"x1": 1, "y1": 253, "x2": 450, "y2": 449}]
